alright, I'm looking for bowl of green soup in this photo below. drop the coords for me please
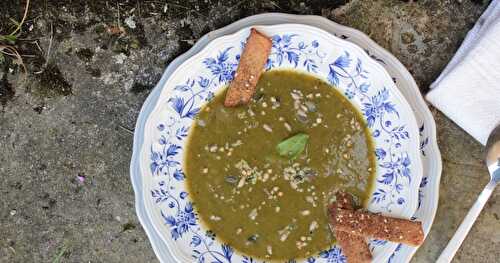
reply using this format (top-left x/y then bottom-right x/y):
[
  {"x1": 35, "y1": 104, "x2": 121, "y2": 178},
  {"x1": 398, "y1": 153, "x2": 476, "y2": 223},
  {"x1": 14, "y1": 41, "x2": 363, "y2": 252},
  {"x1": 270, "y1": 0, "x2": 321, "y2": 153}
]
[{"x1": 140, "y1": 24, "x2": 423, "y2": 263}]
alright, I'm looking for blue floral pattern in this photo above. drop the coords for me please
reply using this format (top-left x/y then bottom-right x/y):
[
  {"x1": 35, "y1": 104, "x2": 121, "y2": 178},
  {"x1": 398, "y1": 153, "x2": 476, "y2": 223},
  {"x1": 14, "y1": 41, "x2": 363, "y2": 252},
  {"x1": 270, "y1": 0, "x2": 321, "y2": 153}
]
[
  {"x1": 268, "y1": 34, "x2": 326, "y2": 72},
  {"x1": 327, "y1": 50, "x2": 413, "y2": 212},
  {"x1": 387, "y1": 122, "x2": 432, "y2": 262},
  {"x1": 419, "y1": 124, "x2": 430, "y2": 156},
  {"x1": 417, "y1": 123, "x2": 430, "y2": 209},
  {"x1": 319, "y1": 247, "x2": 347, "y2": 263},
  {"x1": 386, "y1": 244, "x2": 403, "y2": 263},
  {"x1": 146, "y1": 28, "x2": 422, "y2": 263}
]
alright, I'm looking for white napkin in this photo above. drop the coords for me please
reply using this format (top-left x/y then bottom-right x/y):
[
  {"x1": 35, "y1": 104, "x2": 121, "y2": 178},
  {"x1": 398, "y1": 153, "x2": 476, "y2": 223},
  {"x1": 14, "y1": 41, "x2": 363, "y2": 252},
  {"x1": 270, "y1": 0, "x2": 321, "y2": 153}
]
[{"x1": 426, "y1": 0, "x2": 500, "y2": 145}]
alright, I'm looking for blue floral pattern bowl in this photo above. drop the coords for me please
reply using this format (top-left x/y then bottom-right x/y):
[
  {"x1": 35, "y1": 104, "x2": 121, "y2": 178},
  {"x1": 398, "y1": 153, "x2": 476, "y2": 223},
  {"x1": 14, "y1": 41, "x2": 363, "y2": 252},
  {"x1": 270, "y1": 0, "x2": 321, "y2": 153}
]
[{"x1": 139, "y1": 24, "x2": 423, "y2": 263}]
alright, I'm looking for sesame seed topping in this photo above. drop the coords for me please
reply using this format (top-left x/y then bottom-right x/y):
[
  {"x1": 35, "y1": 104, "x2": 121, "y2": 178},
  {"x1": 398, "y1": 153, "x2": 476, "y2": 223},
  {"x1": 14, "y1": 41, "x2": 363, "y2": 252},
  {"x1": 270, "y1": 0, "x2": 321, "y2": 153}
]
[{"x1": 263, "y1": 124, "x2": 272, "y2": 132}]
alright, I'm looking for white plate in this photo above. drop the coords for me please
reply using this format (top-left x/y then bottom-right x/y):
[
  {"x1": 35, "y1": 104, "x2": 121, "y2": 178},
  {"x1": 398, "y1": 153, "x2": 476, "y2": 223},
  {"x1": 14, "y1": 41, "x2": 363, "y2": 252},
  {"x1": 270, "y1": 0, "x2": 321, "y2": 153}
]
[
  {"x1": 130, "y1": 14, "x2": 441, "y2": 263},
  {"x1": 138, "y1": 23, "x2": 423, "y2": 263}
]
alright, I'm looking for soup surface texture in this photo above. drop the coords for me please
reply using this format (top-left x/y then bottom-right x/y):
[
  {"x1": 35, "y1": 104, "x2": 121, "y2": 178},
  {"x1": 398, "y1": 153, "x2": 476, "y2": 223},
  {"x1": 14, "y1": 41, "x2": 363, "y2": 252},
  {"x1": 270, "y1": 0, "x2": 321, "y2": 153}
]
[{"x1": 185, "y1": 70, "x2": 375, "y2": 261}]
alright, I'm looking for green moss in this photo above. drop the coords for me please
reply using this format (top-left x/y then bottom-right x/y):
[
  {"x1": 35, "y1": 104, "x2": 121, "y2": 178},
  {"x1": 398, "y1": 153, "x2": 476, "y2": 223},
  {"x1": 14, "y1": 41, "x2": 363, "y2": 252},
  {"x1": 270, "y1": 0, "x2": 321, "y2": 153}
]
[
  {"x1": 94, "y1": 24, "x2": 106, "y2": 34},
  {"x1": 35, "y1": 64, "x2": 72, "y2": 98},
  {"x1": 75, "y1": 48, "x2": 94, "y2": 62},
  {"x1": 130, "y1": 82, "x2": 153, "y2": 94},
  {"x1": 110, "y1": 24, "x2": 147, "y2": 55},
  {"x1": 401, "y1": 32, "x2": 415, "y2": 44},
  {"x1": 0, "y1": 71, "x2": 15, "y2": 107},
  {"x1": 86, "y1": 67, "x2": 101, "y2": 77},
  {"x1": 122, "y1": 222, "x2": 136, "y2": 232}
]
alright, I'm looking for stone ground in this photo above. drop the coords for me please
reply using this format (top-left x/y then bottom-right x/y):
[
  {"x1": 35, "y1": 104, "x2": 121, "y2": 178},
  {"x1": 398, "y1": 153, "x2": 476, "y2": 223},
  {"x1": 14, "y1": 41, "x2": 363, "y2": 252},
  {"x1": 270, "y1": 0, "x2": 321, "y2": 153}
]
[{"x1": 0, "y1": 0, "x2": 498, "y2": 262}]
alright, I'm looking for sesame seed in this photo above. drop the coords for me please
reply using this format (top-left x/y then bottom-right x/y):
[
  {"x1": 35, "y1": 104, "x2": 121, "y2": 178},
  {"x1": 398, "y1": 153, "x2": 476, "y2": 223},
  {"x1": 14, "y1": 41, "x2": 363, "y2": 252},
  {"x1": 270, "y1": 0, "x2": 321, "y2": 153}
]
[
  {"x1": 263, "y1": 124, "x2": 272, "y2": 132},
  {"x1": 248, "y1": 208, "x2": 258, "y2": 220},
  {"x1": 309, "y1": 221, "x2": 318, "y2": 232},
  {"x1": 301, "y1": 210, "x2": 310, "y2": 216},
  {"x1": 267, "y1": 246, "x2": 273, "y2": 255},
  {"x1": 210, "y1": 215, "x2": 221, "y2": 221},
  {"x1": 263, "y1": 173, "x2": 269, "y2": 182}
]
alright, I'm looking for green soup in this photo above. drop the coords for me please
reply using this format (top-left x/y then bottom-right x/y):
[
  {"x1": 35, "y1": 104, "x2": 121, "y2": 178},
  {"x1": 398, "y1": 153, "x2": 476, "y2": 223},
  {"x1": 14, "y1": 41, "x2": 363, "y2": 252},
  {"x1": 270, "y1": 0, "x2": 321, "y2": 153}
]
[{"x1": 185, "y1": 70, "x2": 375, "y2": 261}]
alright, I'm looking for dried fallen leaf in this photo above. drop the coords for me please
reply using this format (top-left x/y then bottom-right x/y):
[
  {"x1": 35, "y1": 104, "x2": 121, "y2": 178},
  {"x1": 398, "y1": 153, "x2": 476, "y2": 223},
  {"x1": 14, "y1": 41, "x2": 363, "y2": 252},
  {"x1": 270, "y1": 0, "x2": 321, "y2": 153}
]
[{"x1": 107, "y1": 25, "x2": 125, "y2": 35}]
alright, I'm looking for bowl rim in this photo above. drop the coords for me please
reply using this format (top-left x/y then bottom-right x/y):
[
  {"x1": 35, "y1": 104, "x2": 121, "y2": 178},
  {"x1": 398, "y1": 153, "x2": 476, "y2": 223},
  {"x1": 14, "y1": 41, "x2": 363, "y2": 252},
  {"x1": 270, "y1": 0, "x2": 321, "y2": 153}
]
[{"x1": 130, "y1": 13, "x2": 441, "y2": 263}]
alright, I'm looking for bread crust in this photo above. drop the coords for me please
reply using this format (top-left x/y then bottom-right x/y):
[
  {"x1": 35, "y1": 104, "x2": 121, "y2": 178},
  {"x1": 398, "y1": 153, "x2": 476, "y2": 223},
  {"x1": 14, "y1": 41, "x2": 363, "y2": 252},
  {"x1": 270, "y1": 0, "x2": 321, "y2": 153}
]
[
  {"x1": 224, "y1": 28, "x2": 272, "y2": 107},
  {"x1": 333, "y1": 208, "x2": 424, "y2": 247},
  {"x1": 329, "y1": 192, "x2": 372, "y2": 263}
]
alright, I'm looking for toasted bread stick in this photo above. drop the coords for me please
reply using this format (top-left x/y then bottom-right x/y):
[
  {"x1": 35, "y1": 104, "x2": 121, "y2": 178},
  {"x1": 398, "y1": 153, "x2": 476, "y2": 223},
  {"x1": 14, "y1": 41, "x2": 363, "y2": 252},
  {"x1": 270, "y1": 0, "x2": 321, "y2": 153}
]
[
  {"x1": 334, "y1": 208, "x2": 424, "y2": 246},
  {"x1": 329, "y1": 192, "x2": 372, "y2": 263},
  {"x1": 224, "y1": 28, "x2": 272, "y2": 107}
]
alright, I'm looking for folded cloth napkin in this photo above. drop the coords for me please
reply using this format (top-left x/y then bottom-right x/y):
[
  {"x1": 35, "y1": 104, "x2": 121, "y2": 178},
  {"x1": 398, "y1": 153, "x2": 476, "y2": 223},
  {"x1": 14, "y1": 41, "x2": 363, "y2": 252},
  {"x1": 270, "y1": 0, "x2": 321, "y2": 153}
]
[{"x1": 426, "y1": 0, "x2": 500, "y2": 145}]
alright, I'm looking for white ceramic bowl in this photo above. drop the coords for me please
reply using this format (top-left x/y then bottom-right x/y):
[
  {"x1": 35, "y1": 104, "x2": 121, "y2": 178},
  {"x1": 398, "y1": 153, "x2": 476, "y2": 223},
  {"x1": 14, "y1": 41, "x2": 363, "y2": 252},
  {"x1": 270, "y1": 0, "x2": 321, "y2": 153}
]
[{"x1": 137, "y1": 23, "x2": 424, "y2": 263}]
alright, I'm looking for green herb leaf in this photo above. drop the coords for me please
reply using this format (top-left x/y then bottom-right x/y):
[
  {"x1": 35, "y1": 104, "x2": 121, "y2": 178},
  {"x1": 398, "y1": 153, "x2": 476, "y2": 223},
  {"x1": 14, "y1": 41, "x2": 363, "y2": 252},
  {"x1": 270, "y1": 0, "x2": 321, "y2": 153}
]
[{"x1": 276, "y1": 133, "x2": 309, "y2": 160}]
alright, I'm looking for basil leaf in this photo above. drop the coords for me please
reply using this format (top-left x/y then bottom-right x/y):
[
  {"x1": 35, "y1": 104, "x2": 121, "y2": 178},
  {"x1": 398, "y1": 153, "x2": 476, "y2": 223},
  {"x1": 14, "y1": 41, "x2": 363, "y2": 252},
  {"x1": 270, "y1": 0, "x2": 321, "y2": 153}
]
[{"x1": 276, "y1": 133, "x2": 309, "y2": 160}]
